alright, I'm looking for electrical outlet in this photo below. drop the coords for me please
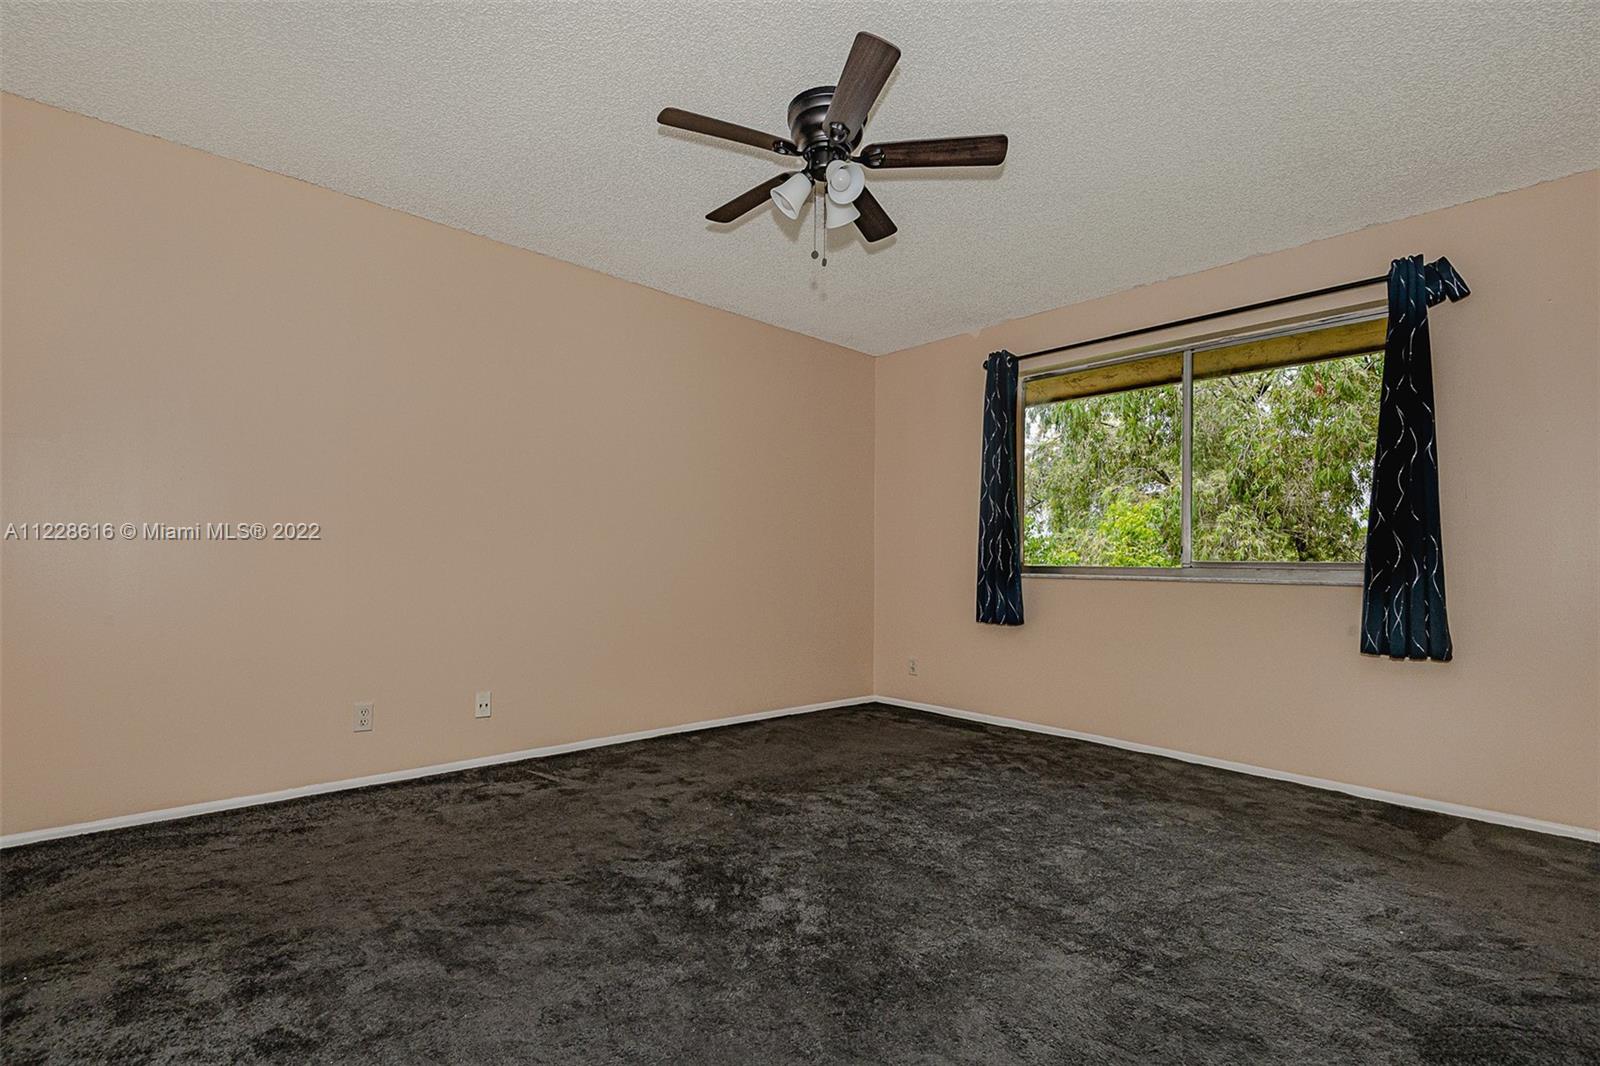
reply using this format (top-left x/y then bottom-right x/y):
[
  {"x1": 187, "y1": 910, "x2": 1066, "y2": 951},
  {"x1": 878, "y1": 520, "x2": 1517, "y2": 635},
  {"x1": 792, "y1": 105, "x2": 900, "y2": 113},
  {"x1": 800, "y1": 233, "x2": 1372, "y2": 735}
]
[
  {"x1": 908, "y1": 658, "x2": 919, "y2": 677},
  {"x1": 475, "y1": 690, "x2": 492, "y2": 719},
  {"x1": 354, "y1": 700, "x2": 374, "y2": 732}
]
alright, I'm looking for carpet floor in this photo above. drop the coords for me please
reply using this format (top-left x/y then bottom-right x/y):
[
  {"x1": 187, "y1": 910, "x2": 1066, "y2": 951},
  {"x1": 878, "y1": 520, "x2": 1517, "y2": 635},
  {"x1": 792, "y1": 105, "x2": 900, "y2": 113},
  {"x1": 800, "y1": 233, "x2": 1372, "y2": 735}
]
[{"x1": 2, "y1": 703, "x2": 1596, "y2": 1065}]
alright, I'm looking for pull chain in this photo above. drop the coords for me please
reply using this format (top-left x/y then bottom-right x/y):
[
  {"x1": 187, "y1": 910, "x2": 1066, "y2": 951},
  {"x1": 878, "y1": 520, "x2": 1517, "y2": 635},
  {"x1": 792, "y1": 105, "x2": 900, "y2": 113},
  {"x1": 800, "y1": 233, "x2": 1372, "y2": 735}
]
[{"x1": 811, "y1": 184, "x2": 819, "y2": 261}]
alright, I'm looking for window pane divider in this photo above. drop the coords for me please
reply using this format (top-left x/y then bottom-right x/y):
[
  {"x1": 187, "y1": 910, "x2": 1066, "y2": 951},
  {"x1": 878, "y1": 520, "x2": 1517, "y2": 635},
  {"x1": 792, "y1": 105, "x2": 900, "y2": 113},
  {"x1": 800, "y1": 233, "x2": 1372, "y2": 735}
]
[{"x1": 1181, "y1": 347, "x2": 1193, "y2": 568}]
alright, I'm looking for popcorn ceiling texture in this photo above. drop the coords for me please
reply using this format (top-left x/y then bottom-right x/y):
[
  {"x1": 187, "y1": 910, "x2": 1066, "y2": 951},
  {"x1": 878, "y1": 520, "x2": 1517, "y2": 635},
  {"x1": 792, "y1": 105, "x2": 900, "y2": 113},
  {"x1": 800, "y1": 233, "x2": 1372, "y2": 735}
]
[{"x1": 1, "y1": 1, "x2": 1596, "y2": 355}]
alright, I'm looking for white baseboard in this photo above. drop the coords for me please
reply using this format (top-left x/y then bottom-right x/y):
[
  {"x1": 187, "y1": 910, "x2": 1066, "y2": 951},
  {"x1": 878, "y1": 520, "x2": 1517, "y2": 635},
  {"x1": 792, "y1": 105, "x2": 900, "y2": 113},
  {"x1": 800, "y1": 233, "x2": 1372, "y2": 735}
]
[
  {"x1": 871, "y1": 695, "x2": 1600, "y2": 844},
  {"x1": 0, "y1": 696, "x2": 872, "y2": 849},
  {"x1": 9, "y1": 694, "x2": 1595, "y2": 848}
]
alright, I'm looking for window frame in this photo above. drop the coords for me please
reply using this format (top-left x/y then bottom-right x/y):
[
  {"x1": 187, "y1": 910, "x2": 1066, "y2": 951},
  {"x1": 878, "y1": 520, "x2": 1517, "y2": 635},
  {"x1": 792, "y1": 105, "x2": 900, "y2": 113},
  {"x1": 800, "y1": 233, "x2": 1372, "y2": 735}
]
[{"x1": 1020, "y1": 307, "x2": 1385, "y2": 586}]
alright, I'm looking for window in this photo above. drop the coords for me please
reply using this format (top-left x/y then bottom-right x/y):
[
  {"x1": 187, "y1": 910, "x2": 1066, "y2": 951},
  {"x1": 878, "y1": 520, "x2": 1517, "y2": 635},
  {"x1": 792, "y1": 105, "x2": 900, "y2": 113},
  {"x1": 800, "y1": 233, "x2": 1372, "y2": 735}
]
[{"x1": 1022, "y1": 312, "x2": 1384, "y2": 583}]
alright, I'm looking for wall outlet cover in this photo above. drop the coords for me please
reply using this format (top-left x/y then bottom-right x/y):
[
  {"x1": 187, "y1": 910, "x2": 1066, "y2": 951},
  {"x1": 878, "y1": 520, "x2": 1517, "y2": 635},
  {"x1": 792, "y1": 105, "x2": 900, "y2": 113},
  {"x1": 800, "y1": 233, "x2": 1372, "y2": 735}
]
[
  {"x1": 475, "y1": 691, "x2": 492, "y2": 719},
  {"x1": 354, "y1": 700, "x2": 374, "y2": 732}
]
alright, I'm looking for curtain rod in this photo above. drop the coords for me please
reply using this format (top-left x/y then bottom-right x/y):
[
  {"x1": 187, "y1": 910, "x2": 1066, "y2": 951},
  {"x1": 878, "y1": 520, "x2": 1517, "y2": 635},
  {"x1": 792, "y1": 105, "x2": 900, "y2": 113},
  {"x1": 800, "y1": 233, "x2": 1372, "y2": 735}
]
[{"x1": 1011, "y1": 273, "x2": 1389, "y2": 362}]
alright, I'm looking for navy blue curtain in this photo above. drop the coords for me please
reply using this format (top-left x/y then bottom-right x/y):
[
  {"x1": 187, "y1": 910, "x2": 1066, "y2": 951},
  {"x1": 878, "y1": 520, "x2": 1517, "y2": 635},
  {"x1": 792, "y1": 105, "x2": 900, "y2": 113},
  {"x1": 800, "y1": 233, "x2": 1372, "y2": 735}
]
[
  {"x1": 977, "y1": 351, "x2": 1024, "y2": 625},
  {"x1": 1361, "y1": 255, "x2": 1469, "y2": 661}
]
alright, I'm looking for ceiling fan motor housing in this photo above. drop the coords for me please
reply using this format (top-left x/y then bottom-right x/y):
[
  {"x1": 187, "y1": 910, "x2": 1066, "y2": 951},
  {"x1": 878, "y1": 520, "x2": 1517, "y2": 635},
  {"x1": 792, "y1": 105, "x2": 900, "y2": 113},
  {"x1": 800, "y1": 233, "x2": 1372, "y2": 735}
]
[{"x1": 788, "y1": 86, "x2": 861, "y2": 179}]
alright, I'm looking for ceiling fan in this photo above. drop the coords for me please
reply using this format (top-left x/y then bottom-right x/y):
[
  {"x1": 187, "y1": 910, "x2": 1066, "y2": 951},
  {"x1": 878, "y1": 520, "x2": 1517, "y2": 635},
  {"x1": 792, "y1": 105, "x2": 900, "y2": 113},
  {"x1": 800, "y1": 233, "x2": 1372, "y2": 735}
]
[{"x1": 657, "y1": 32, "x2": 1008, "y2": 249}]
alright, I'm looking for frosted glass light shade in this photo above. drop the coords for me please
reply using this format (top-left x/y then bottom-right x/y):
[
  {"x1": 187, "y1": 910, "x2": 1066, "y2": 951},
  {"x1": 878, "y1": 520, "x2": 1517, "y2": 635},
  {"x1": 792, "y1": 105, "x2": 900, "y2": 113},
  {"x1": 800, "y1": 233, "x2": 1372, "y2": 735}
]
[
  {"x1": 824, "y1": 200, "x2": 860, "y2": 229},
  {"x1": 770, "y1": 173, "x2": 813, "y2": 219},
  {"x1": 825, "y1": 160, "x2": 865, "y2": 204}
]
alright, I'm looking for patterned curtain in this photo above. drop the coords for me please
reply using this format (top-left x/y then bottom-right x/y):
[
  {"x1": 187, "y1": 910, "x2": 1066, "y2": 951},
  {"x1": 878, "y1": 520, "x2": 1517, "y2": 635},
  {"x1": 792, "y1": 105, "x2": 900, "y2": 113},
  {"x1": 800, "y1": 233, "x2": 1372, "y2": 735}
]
[
  {"x1": 977, "y1": 351, "x2": 1024, "y2": 626},
  {"x1": 1361, "y1": 255, "x2": 1470, "y2": 661}
]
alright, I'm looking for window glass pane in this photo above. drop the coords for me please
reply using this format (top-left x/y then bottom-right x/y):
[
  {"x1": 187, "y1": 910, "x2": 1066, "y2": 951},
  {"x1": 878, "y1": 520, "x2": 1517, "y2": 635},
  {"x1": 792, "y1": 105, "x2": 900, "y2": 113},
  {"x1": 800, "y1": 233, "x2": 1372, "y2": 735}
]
[
  {"x1": 1191, "y1": 352, "x2": 1381, "y2": 563},
  {"x1": 1024, "y1": 382, "x2": 1182, "y2": 567}
]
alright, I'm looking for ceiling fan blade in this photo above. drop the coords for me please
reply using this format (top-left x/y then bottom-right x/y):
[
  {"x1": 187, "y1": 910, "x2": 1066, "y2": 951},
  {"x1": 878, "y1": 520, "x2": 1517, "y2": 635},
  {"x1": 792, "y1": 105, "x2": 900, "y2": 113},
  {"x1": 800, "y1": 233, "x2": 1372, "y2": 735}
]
[
  {"x1": 858, "y1": 135, "x2": 1008, "y2": 169},
  {"x1": 658, "y1": 108, "x2": 798, "y2": 156},
  {"x1": 852, "y1": 186, "x2": 897, "y2": 243},
  {"x1": 823, "y1": 32, "x2": 901, "y2": 141},
  {"x1": 706, "y1": 174, "x2": 793, "y2": 223}
]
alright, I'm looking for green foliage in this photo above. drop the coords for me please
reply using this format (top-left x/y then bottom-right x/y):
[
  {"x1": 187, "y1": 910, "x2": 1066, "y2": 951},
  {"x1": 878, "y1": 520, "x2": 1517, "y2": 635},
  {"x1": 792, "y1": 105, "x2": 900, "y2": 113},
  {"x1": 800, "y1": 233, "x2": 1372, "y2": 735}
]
[
  {"x1": 1025, "y1": 382, "x2": 1181, "y2": 566},
  {"x1": 1024, "y1": 353, "x2": 1382, "y2": 568}
]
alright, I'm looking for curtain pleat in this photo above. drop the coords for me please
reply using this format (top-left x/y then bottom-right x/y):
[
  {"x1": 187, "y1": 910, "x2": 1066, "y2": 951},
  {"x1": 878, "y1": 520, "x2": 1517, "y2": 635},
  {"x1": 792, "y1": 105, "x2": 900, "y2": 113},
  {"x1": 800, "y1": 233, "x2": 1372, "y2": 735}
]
[
  {"x1": 977, "y1": 351, "x2": 1024, "y2": 626},
  {"x1": 1361, "y1": 255, "x2": 1469, "y2": 661}
]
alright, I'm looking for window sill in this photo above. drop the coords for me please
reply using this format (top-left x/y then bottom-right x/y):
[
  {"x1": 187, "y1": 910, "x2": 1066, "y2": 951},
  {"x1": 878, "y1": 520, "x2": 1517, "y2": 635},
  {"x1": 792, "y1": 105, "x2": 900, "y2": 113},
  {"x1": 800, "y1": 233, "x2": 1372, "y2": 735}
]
[{"x1": 1023, "y1": 564, "x2": 1363, "y2": 587}]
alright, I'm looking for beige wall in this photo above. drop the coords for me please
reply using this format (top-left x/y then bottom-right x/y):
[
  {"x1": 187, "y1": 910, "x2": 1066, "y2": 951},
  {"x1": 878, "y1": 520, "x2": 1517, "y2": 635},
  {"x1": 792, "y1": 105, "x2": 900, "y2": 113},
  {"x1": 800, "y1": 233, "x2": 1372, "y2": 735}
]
[
  {"x1": 875, "y1": 171, "x2": 1600, "y2": 830},
  {"x1": 4, "y1": 93, "x2": 1596, "y2": 838},
  {"x1": 0, "y1": 96, "x2": 875, "y2": 835}
]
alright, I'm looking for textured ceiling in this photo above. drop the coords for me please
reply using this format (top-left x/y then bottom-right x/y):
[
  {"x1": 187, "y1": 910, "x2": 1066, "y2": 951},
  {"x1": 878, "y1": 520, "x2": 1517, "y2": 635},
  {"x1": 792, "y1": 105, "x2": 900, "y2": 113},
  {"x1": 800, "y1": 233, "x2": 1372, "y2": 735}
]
[{"x1": 3, "y1": 2, "x2": 1597, "y2": 355}]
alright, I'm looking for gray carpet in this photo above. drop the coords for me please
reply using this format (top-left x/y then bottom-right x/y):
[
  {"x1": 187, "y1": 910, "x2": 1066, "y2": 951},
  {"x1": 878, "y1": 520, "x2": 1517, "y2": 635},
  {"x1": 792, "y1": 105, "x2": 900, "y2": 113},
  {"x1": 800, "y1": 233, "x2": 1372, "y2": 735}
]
[{"x1": 2, "y1": 703, "x2": 1596, "y2": 1065}]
